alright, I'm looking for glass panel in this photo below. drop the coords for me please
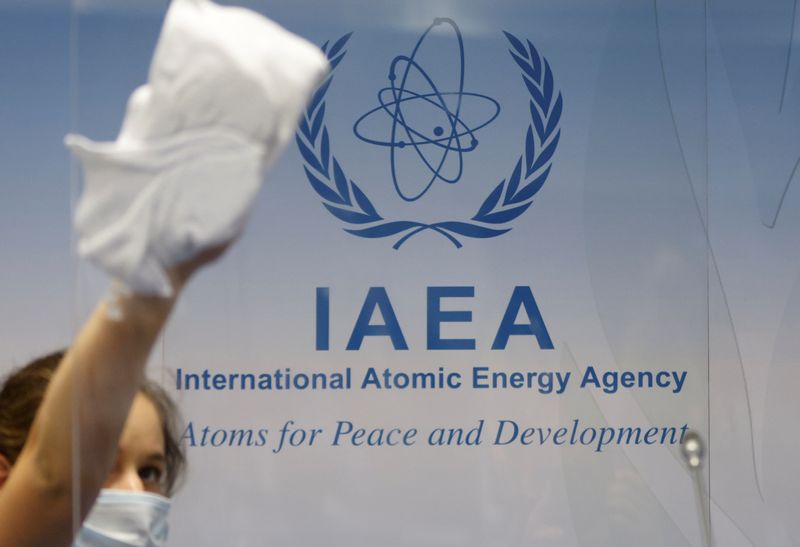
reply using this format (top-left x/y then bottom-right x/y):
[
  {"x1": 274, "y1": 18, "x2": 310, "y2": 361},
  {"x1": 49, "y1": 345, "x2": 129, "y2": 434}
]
[
  {"x1": 27, "y1": 0, "x2": 800, "y2": 546},
  {"x1": 577, "y1": 0, "x2": 708, "y2": 544},
  {"x1": 64, "y1": 0, "x2": 713, "y2": 545},
  {"x1": 708, "y1": 0, "x2": 800, "y2": 545}
]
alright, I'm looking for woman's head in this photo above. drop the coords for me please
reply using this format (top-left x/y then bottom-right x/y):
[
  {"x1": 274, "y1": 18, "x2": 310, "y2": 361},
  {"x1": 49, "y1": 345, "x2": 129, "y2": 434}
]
[{"x1": 0, "y1": 350, "x2": 185, "y2": 495}]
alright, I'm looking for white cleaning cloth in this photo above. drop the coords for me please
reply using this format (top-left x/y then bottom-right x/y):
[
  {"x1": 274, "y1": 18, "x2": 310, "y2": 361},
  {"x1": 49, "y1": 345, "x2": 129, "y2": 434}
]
[{"x1": 66, "y1": 0, "x2": 329, "y2": 296}]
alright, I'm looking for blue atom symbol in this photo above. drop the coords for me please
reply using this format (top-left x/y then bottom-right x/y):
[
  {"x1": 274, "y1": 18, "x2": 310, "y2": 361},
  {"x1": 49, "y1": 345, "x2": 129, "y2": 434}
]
[{"x1": 353, "y1": 18, "x2": 501, "y2": 202}]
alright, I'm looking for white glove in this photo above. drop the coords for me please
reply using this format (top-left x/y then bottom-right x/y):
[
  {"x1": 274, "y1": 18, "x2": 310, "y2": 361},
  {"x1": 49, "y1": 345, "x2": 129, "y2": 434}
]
[{"x1": 66, "y1": 0, "x2": 329, "y2": 296}]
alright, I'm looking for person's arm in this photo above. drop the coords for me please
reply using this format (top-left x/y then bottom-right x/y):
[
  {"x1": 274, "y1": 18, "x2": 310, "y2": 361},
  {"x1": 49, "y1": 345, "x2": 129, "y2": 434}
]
[{"x1": 0, "y1": 248, "x2": 222, "y2": 547}]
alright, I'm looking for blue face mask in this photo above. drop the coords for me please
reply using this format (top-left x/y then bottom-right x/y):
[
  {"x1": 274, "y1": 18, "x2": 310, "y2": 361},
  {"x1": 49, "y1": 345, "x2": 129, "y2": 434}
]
[{"x1": 73, "y1": 489, "x2": 171, "y2": 547}]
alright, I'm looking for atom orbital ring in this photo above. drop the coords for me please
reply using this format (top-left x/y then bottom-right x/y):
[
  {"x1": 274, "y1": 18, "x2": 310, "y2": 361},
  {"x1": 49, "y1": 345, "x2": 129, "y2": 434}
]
[
  {"x1": 354, "y1": 89, "x2": 499, "y2": 153},
  {"x1": 391, "y1": 18, "x2": 465, "y2": 201},
  {"x1": 352, "y1": 17, "x2": 501, "y2": 203}
]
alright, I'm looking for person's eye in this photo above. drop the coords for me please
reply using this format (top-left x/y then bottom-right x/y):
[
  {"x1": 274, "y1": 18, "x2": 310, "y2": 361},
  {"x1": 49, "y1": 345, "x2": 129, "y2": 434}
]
[{"x1": 138, "y1": 465, "x2": 164, "y2": 485}]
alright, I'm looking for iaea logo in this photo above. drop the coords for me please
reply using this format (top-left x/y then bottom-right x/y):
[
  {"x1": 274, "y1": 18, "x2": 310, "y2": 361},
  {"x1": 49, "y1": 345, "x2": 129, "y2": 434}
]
[{"x1": 296, "y1": 19, "x2": 563, "y2": 249}]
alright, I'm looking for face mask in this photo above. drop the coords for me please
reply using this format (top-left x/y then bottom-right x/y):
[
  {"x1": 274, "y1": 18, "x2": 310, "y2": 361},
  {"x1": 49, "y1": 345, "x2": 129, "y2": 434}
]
[{"x1": 74, "y1": 489, "x2": 171, "y2": 547}]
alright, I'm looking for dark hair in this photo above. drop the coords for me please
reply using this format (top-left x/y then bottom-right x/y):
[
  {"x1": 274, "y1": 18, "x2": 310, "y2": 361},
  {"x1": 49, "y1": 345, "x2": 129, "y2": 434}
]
[{"x1": 0, "y1": 350, "x2": 186, "y2": 495}]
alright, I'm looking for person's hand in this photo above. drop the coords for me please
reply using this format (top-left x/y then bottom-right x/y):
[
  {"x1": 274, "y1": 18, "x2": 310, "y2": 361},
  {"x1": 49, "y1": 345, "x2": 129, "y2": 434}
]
[
  {"x1": 166, "y1": 242, "x2": 232, "y2": 293},
  {"x1": 106, "y1": 242, "x2": 231, "y2": 329}
]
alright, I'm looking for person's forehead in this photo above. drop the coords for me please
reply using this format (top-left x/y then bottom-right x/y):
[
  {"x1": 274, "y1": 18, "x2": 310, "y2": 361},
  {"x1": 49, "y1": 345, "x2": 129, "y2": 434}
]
[{"x1": 118, "y1": 393, "x2": 165, "y2": 456}]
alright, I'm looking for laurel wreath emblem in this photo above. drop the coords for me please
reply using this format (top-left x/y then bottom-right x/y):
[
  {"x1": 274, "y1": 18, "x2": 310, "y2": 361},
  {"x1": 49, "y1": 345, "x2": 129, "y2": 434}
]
[{"x1": 296, "y1": 31, "x2": 562, "y2": 249}]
